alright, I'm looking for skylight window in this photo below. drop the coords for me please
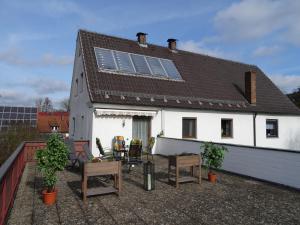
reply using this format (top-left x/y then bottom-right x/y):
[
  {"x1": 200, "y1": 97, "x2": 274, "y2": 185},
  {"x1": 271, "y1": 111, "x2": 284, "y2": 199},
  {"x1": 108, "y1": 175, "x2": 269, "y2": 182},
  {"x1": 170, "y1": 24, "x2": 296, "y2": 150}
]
[{"x1": 94, "y1": 47, "x2": 182, "y2": 80}]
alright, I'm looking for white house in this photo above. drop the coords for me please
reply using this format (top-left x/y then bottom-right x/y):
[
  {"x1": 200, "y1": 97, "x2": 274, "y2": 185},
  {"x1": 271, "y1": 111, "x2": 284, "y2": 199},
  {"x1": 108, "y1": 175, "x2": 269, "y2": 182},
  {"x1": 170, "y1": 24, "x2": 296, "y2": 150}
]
[{"x1": 69, "y1": 30, "x2": 300, "y2": 156}]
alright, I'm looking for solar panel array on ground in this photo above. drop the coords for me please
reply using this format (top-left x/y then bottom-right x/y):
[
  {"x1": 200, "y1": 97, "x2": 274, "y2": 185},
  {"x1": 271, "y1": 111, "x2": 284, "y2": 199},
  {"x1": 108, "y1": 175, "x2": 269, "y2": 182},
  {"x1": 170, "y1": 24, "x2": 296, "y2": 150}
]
[{"x1": 0, "y1": 106, "x2": 37, "y2": 131}]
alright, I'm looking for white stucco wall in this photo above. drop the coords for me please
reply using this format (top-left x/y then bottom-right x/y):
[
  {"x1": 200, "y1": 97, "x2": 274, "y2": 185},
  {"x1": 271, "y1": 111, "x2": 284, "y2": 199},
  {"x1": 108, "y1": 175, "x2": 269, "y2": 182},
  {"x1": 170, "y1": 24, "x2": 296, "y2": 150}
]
[
  {"x1": 69, "y1": 37, "x2": 93, "y2": 144},
  {"x1": 90, "y1": 105, "x2": 162, "y2": 156},
  {"x1": 256, "y1": 114, "x2": 300, "y2": 150},
  {"x1": 163, "y1": 109, "x2": 254, "y2": 146}
]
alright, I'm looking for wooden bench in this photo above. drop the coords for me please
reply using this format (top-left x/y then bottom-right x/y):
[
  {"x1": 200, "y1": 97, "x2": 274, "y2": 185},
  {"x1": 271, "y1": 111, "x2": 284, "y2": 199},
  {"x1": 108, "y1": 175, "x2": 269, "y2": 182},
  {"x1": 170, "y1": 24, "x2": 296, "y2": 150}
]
[
  {"x1": 81, "y1": 161, "x2": 122, "y2": 202},
  {"x1": 168, "y1": 154, "x2": 201, "y2": 188}
]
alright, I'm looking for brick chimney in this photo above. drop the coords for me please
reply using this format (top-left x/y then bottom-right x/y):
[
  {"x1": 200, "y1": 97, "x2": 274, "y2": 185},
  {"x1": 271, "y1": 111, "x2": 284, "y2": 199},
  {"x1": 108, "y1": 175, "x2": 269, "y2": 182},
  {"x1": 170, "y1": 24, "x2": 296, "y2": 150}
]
[
  {"x1": 245, "y1": 71, "x2": 257, "y2": 104},
  {"x1": 167, "y1": 38, "x2": 177, "y2": 51},
  {"x1": 136, "y1": 32, "x2": 147, "y2": 46}
]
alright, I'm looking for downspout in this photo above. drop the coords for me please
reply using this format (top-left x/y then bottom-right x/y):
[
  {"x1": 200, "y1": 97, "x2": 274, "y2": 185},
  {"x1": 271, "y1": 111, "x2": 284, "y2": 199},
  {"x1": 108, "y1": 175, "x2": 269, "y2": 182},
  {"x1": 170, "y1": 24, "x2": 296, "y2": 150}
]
[
  {"x1": 161, "y1": 109, "x2": 165, "y2": 136},
  {"x1": 253, "y1": 112, "x2": 257, "y2": 147}
]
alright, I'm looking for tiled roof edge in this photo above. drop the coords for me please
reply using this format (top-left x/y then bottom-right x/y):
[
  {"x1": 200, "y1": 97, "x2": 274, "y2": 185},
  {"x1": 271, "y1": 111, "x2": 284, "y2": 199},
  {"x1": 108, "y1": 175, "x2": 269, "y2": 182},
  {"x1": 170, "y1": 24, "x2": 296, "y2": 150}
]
[
  {"x1": 78, "y1": 29, "x2": 257, "y2": 69},
  {"x1": 94, "y1": 89, "x2": 247, "y2": 105}
]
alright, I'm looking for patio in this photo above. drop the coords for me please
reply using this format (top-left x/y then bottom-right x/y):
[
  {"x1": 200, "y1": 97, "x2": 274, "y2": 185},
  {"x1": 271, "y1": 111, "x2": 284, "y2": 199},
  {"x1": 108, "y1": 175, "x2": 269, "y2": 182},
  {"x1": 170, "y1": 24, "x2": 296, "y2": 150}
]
[{"x1": 7, "y1": 156, "x2": 300, "y2": 225}]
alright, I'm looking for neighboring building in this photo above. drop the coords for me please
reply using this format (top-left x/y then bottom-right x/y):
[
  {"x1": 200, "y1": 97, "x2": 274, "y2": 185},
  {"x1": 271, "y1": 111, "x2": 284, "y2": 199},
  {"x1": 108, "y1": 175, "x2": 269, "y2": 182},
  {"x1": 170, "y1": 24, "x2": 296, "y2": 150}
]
[
  {"x1": 0, "y1": 106, "x2": 37, "y2": 132},
  {"x1": 37, "y1": 112, "x2": 69, "y2": 134},
  {"x1": 69, "y1": 30, "x2": 300, "y2": 155}
]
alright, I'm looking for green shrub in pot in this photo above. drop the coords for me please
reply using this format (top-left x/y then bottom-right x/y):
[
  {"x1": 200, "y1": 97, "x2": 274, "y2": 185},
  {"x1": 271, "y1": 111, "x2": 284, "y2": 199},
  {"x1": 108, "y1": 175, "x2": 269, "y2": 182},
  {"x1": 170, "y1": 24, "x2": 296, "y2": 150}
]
[
  {"x1": 36, "y1": 134, "x2": 69, "y2": 193},
  {"x1": 201, "y1": 142, "x2": 228, "y2": 182}
]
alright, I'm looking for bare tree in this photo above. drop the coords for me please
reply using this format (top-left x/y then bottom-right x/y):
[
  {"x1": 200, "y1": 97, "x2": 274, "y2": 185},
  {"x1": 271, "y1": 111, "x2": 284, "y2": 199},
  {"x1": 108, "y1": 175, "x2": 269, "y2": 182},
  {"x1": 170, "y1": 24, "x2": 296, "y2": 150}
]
[
  {"x1": 36, "y1": 97, "x2": 54, "y2": 112},
  {"x1": 59, "y1": 98, "x2": 70, "y2": 112},
  {"x1": 35, "y1": 98, "x2": 43, "y2": 112}
]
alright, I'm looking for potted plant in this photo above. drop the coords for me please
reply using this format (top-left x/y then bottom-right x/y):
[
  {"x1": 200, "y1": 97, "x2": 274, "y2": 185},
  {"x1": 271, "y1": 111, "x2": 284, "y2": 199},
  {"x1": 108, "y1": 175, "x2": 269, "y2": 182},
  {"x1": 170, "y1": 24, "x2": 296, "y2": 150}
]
[
  {"x1": 36, "y1": 134, "x2": 69, "y2": 205},
  {"x1": 201, "y1": 142, "x2": 228, "y2": 183}
]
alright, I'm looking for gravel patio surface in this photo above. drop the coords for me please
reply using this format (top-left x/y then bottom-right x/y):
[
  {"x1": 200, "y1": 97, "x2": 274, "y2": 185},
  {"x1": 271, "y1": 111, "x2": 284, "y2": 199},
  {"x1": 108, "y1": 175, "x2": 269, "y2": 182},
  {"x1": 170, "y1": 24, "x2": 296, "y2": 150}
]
[{"x1": 7, "y1": 156, "x2": 300, "y2": 225}]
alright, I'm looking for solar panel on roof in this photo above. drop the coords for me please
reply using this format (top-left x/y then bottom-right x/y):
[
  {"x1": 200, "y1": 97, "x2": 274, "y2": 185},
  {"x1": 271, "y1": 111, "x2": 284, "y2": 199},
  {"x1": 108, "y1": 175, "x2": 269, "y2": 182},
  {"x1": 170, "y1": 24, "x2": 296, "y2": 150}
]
[
  {"x1": 114, "y1": 51, "x2": 135, "y2": 73},
  {"x1": 160, "y1": 59, "x2": 182, "y2": 80},
  {"x1": 146, "y1": 57, "x2": 166, "y2": 77},
  {"x1": 130, "y1": 54, "x2": 151, "y2": 75},
  {"x1": 95, "y1": 47, "x2": 117, "y2": 70},
  {"x1": 94, "y1": 47, "x2": 183, "y2": 81}
]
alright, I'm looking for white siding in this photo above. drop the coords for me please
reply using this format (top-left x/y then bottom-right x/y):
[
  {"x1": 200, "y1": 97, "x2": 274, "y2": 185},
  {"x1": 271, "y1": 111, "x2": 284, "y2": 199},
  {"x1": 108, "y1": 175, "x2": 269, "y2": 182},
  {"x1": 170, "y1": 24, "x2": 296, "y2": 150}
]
[
  {"x1": 256, "y1": 114, "x2": 300, "y2": 150},
  {"x1": 90, "y1": 106, "x2": 162, "y2": 156},
  {"x1": 163, "y1": 109, "x2": 254, "y2": 146},
  {"x1": 69, "y1": 37, "x2": 93, "y2": 144}
]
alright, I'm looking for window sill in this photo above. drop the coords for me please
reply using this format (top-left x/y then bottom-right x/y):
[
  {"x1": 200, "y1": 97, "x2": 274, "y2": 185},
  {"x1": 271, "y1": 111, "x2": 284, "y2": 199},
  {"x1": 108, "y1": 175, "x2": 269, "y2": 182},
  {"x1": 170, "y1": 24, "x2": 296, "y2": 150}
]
[
  {"x1": 182, "y1": 137, "x2": 197, "y2": 140},
  {"x1": 266, "y1": 136, "x2": 279, "y2": 138},
  {"x1": 221, "y1": 136, "x2": 233, "y2": 139}
]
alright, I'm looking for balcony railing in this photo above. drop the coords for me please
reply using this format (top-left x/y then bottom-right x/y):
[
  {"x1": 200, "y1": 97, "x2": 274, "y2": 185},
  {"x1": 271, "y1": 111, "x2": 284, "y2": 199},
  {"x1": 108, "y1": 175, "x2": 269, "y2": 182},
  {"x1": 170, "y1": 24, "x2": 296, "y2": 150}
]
[
  {"x1": 0, "y1": 141, "x2": 46, "y2": 225},
  {"x1": 0, "y1": 140, "x2": 88, "y2": 225}
]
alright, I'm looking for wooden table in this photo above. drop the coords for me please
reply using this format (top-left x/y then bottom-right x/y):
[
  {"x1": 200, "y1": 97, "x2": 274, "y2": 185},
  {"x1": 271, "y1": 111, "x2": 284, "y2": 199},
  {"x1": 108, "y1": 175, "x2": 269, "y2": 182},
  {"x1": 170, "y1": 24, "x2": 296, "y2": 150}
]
[
  {"x1": 82, "y1": 160, "x2": 122, "y2": 202},
  {"x1": 168, "y1": 154, "x2": 201, "y2": 188}
]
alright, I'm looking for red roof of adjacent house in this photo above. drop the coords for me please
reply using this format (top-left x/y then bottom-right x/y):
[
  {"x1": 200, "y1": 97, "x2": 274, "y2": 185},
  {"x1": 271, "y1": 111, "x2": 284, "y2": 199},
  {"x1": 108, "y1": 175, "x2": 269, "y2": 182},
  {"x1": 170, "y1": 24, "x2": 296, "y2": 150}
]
[{"x1": 37, "y1": 112, "x2": 69, "y2": 133}]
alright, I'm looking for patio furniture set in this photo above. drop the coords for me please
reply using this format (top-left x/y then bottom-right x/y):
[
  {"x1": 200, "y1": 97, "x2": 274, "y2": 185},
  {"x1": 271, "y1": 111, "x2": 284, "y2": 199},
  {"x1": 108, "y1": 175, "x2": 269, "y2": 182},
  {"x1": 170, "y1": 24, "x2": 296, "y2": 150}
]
[{"x1": 66, "y1": 137, "x2": 202, "y2": 203}]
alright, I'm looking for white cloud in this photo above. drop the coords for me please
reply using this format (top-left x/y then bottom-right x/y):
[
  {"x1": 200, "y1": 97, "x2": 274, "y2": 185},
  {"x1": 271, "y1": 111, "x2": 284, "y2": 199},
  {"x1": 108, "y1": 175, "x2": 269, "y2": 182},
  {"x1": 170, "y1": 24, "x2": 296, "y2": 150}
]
[
  {"x1": 178, "y1": 40, "x2": 226, "y2": 58},
  {"x1": 0, "y1": 88, "x2": 69, "y2": 107},
  {"x1": 214, "y1": 0, "x2": 300, "y2": 45},
  {"x1": 26, "y1": 78, "x2": 69, "y2": 95},
  {"x1": 269, "y1": 74, "x2": 300, "y2": 93},
  {"x1": 0, "y1": 48, "x2": 73, "y2": 66},
  {"x1": 0, "y1": 90, "x2": 36, "y2": 106},
  {"x1": 252, "y1": 45, "x2": 282, "y2": 57}
]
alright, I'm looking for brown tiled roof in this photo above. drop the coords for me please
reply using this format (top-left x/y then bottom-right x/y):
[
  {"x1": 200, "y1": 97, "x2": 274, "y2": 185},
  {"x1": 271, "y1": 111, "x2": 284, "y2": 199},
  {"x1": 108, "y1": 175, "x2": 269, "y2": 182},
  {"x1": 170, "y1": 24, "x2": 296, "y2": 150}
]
[
  {"x1": 79, "y1": 29, "x2": 300, "y2": 115},
  {"x1": 37, "y1": 112, "x2": 69, "y2": 133}
]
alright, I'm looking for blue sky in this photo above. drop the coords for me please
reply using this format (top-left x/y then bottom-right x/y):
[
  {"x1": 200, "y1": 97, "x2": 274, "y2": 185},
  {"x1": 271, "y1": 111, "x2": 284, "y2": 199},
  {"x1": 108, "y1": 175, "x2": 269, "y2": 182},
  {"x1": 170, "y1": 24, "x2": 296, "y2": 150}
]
[{"x1": 0, "y1": 0, "x2": 300, "y2": 107}]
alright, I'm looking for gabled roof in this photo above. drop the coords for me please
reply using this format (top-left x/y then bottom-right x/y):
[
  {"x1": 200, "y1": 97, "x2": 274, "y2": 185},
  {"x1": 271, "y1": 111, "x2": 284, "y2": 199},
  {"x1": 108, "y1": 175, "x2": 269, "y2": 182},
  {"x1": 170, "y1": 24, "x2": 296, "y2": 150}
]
[{"x1": 78, "y1": 29, "x2": 300, "y2": 115}]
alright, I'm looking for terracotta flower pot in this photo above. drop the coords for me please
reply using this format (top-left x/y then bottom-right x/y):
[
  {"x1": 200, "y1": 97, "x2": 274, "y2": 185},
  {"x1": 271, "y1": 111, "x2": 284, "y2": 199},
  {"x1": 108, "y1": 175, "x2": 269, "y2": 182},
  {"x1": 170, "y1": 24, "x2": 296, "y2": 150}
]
[
  {"x1": 208, "y1": 172, "x2": 217, "y2": 183},
  {"x1": 42, "y1": 189, "x2": 57, "y2": 205}
]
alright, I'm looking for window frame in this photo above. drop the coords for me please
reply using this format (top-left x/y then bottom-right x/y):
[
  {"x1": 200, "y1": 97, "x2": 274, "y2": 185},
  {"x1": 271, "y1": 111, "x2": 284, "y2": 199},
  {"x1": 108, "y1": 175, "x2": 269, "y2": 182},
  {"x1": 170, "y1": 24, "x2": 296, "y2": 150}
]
[
  {"x1": 221, "y1": 118, "x2": 233, "y2": 138},
  {"x1": 75, "y1": 78, "x2": 78, "y2": 97},
  {"x1": 182, "y1": 117, "x2": 197, "y2": 139},
  {"x1": 80, "y1": 73, "x2": 84, "y2": 93},
  {"x1": 266, "y1": 119, "x2": 279, "y2": 138},
  {"x1": 72, "y1": 117, "x2": 76, "y2": 136}
]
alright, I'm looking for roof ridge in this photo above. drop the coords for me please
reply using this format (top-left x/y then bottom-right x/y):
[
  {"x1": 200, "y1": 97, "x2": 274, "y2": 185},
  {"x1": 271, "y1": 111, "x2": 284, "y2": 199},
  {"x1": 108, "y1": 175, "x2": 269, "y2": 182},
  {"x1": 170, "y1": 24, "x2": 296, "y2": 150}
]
[{"x1": 78, "y1": 28, "x2": 256, "y2": 69}]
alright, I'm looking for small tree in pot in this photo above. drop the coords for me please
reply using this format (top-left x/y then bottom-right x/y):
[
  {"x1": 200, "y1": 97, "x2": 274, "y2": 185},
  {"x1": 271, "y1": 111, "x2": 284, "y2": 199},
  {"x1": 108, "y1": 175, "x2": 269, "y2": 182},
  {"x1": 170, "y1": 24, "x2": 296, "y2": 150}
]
[
  {"x1": 36, "y1": 134, "x2": 69, "y2": 205},
  {"x1": 201, "y1": 142, "x2": 228, "y2": 183}
]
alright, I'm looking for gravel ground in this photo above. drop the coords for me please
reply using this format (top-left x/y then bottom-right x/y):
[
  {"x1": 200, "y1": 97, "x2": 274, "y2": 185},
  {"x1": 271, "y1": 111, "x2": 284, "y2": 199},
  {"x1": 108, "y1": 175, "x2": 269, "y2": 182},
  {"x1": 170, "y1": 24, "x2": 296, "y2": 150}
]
[{"x1": 7, "y1": 156, "x2": 300, "y2": 225}]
